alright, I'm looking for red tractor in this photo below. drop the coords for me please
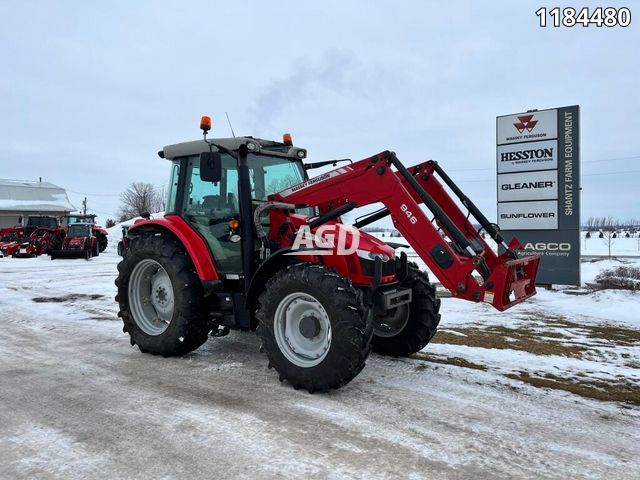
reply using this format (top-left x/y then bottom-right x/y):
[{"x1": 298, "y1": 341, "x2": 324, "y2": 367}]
[
  {"x1": 12, "y1": 228, "x2": 62, "y2": 258},
  {"x1": 24, "y1": 215, "x2": 66, "y2": 253},
  {"x1": 116, "y1": 117, "x2": 539, "y2": 392},
  {"x1": 51, "y1": 223, "x2": 99, "y2": 260},
  {"x1": 66, "y1": 214, "x2": 108, "y2": 252},
  {"x1": 12, "y1": 240, "x2": 39, "y2": 258},
  {"x1": 0, "y1": 226, "x2": 24, "y2": 258}
]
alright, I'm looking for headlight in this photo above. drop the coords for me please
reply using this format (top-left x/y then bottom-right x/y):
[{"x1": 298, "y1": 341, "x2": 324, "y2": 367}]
[{"x1": 356, "y1": 249, "x2": 390, "y2": 263}]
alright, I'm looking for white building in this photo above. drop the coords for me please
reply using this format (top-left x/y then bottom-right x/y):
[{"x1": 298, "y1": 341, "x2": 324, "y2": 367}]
[{"x1": 0, "y1": 179, "x2": 76, "y2": 228}]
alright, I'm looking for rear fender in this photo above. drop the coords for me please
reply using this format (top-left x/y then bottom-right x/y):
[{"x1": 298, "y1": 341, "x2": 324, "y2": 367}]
[{"x1": 128, "y1": 215, "x2": 219, "y2": 281}]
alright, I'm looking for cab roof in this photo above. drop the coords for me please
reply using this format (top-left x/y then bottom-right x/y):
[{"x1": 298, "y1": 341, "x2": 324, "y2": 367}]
[{"x1": 160, "y1": 136, "x2": 306, "y2": 161}]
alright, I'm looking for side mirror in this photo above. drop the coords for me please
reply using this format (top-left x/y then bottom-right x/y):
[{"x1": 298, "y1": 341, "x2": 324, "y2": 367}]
[{"x1": 200, "y1": 151, "x2": 222, "y2": 182}]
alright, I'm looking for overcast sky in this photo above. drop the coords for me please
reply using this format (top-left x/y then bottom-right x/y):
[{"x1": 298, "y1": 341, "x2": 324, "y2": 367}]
[{"x1": 1, "y1": 1, "x2": 638, "y2": 226}]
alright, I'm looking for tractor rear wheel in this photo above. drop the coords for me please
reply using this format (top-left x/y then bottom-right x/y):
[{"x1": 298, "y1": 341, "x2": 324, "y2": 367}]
[
  {"x1": 115, "y1": 234, "x2": 210, "y2": 356},
  {"x1": 256, "y1": 264, "x2": 373, "y2": 393},
  {"x1": 371, "y1": 263, "x2": 441, "y2": 356}
]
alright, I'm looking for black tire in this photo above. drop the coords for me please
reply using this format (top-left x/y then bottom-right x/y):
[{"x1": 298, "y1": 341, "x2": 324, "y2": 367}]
[
  {"x1": 115, "y1": 234, "x2": 210, "y2": 357},
  {"x1": 371, "y1": 263, "x2": 441, "y2": 356},
  {"x1": 49, "y1": 234, "x2": 63, "y2": 253},
  {"x1": 256, "y1": 264, "x2": 373, "y2": 393},
  {"x1": 50, "y1": 253, "x2": 56, "y2": 260},
  {"x1": 98, "y1": 234, "x2": 108, "y2": 252}
]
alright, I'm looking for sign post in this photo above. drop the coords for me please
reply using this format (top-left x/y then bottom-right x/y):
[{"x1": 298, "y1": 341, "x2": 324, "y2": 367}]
[{"x1": 496, "y1": 106, "x2": 580, "y2": 286}]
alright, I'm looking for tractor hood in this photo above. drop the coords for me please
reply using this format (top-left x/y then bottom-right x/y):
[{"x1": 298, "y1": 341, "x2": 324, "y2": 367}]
[
  {"x1": 353, "y1": 229, "x2": 395, "y2": 259},
  {"x1": 307, "y1": 221, "x2": 395, "y2": 259},
  {"x1": 66, "y1": 237, "x2": 86, "y2": 249}
]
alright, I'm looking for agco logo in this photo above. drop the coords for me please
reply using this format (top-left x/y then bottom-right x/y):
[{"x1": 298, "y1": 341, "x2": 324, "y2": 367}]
[
  {"x1": 513, "y1": 115, "x2": 538, "y2": 134},
  {"x1": 524, "y1": 242, "x2": 571, "y2": 252}
]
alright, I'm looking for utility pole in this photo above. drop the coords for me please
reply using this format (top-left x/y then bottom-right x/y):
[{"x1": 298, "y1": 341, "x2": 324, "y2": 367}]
[{"x1": 82, "y1": 197, "x2": 87, "y2": 216}]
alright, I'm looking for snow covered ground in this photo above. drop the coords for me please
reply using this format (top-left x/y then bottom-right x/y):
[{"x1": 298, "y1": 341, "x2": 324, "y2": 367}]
[{"x1": 0, "y1": 230, "x2": 639, "y2": 479}]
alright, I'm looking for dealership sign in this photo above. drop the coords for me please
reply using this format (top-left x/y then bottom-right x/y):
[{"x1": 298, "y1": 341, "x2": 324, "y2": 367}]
[{"x1": 496, "y1": 106, "x2": 580, "y2": 285}]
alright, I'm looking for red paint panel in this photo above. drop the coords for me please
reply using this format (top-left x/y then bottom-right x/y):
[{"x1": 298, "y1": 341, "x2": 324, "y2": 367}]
[{"x1": 129, "y1": 215, "x2": 219, "y2": 281}]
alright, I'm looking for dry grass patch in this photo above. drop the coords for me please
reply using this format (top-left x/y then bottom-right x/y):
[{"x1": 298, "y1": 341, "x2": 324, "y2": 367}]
[
  {"x1": 507, "y1": 371, "x2": 640, "y2": 405},
  {"x1": 431, "y1": 327, "x2": 589, "y2": 358},
  {"x1": 410, "y1": 352, "x2": 486, "y2": 371}
]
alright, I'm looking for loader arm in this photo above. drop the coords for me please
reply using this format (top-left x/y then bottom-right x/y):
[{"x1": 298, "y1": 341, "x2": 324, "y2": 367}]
[{"x1": 271, "y1": 150, "x2": 539, "y2": 311}]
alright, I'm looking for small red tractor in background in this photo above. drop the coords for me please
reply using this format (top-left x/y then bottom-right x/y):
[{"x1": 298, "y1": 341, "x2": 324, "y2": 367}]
[
  {"x1": 12, "y1": 227, "x2": 64, "y2": 258},
  {"x1": 51, "y1": 223, "x2": 99, "y2": 260},
  {"x1": 66, "y1": 214, "x2": 108, "y2": 252},
  {"x1": 24, "y1": 215, "x2": 66, "y2": 253},
  {"x1": 0, "y1": 226, "x2": 23, "y2": 258},
  {"x1": 116, "y1": 116, "x2": 539, "y2": 392},
  {"x1": 12, "y1": 239, "x2": 40, "y2": 258}
]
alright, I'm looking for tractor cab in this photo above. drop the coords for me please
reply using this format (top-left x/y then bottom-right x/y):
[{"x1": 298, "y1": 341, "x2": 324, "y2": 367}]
[
  {"x1": 67, "y1": 223, "x2": 93, "y2": 239},
  {"x1": 25, "y1": 215, "x2": 60, "y2": 235},
  {"x1": 161, "y1": 135, "x2": 310, "y2": 278}
]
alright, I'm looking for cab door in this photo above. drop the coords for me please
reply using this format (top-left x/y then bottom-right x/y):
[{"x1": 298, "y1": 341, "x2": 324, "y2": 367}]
[{"x1": 180, "y1": 155, "x2": 243, "y2": 275}]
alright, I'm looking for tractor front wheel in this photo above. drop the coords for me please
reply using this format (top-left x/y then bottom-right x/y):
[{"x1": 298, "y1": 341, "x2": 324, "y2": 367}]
[
  {"x1": 256, "y1": 264, "x2": 372, "y2": 393},
  {"x1": 371, "y1": 264, "x2": 441, "y2": 356},
  {"x1": 115, "y1": 234, "x2": 210, "y2": 356}
]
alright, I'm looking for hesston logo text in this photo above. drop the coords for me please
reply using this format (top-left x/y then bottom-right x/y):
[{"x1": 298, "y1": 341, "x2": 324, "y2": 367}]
[
  {"x1": 500, "y1": 147, "x2": 553, "y2": 162},
  {"x1": 501, "y1": 180, "x2": 555, "y2": 191},
  {"x1": 513, "y1": 114, "x2": 538, "y2": 133}
]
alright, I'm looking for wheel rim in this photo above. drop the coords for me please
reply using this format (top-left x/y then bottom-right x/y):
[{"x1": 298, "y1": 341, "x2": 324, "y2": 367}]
[
  {"x1": 273, "y1": 292, "x2": 331, "y2": 368},
  {"x1": 128, "y1": 259, "x2": 175, "y2": 336},
  {"x1": 373, "y1": 304, "x2": 410, "y2": 338}
]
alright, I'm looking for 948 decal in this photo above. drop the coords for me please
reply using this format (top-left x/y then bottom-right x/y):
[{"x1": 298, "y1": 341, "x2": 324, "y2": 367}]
[{"x1": 536, "y1": 7, "x2": 631, "y2": 27}]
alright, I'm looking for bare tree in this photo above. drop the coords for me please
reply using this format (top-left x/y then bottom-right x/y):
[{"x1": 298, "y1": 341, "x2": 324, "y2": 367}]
[
  {"x1": 266, "y1": 175, "x2": 299, "y2": 196},
  {"x1": 117, "y1": 182, "x2": 164, "y2": 222},
  {"x1": 600, "y1": 216, "x2": 618, "y2": 258}
]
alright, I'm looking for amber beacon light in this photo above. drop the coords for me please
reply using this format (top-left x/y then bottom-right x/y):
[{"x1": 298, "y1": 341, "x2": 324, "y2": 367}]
[{"x1": 200, "y1": 115, "x2": 212, "y2": 133}]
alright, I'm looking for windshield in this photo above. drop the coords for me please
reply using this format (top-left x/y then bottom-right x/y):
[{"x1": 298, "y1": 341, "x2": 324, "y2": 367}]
[
  {"x1": 68, "y1": 224, "x2": 91, "y2": 237},
  {"x1": 27, "y1": 216, "x2": 58, "y2": 228},
  {"x1": 68, "y1": 215, "x2": 95, "y2": 224},
  {"x1": 247, "y1": 154, "x2": 306, "y2": 200}
]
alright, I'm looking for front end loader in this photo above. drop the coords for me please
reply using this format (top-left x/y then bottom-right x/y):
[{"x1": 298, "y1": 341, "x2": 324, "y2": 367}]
[{"x1": 115, "y1": 116, "x2": 539, "y2": 392}]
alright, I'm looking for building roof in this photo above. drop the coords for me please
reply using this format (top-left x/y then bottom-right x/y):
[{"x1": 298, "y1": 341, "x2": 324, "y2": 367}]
[{"x1": 0, "y1": 179, "x2": 76, "y2": 212}]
